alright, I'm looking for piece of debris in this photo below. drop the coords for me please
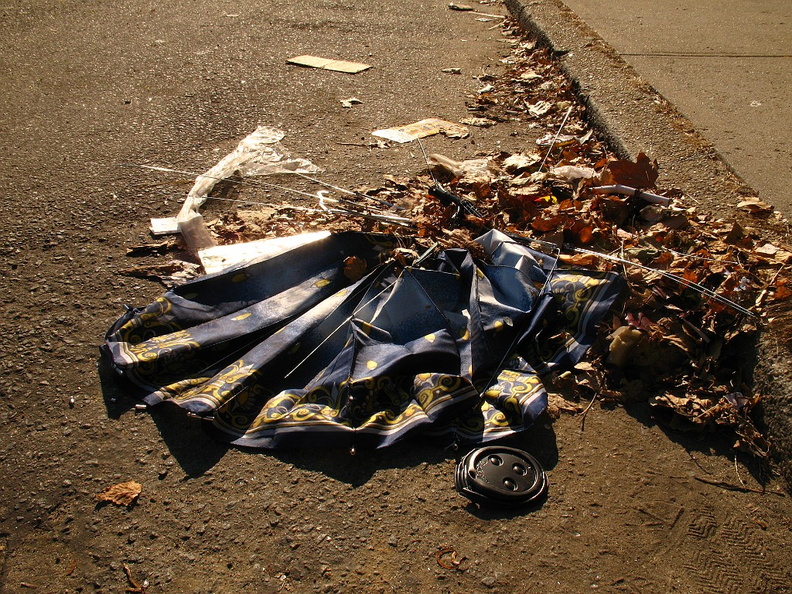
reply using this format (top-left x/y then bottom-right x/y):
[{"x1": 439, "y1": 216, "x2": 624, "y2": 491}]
[
  {"x1": 737, "y1": 197, "x2": 774, "y2": 215},
  {"x1": 436, "y1": 545, "x2": 467, "y2": 570},
  {"x1": 105, "y1": 230, "x2": 623, "y2": 449},
  {"x1": 95, "y1": 481, "x2": 142, "y2": 507},
  {"x1": 448, "y1": 2, "x2": 474, "y2": 10},
  {"x1": 427, "y1": 153, "x2": 493, "y2": 182},
  {"x1": 286, "y1": 55, "x2": 372, "y2": 74},
  {"x1": 441, "y1": 67, "x2": 462, "y2": 74},
  {"x1": 119, "y1": 261, "x2": 202, "y2": 286},
  {"x1": 592, "y1": 184, "x2": 671, "y2": 206},
  {"x1": 123, "y1": 563, "x2": 149, "y2": 593},
  {"x1": 455, "y1": 446, "x2": 548, "y2": 506},
  {"x1": 548, "y1": 165, "x2": 598, "y2": 183},
  {"x1": 527, "y1": 100, "x2": 553, "y2": 118},
  {"x1": 535, "y1": 133, "x2": 576, "y2": 148},
  {"x1": 519, "y1": 69, "x2": 542, "y2": 81},
  {"x1": 607, "y1": 326, "x2": 645, "y2": 367},
  {"x1": 340, "y1": 97, "x2": 362, "y2": 108},
  {"x1": 198, "y1": 231, "x2": 331, "y2": 274},
  {"x1": 125, "y1": 239, "x2": 180, "y2": 257},
  {"x1": 459, "y1": 116, "x2": 497, "y2": 127},
  {"x1": 372, "y1": 118, "x2": 469, "y2": 143},
  {"x1": 502, "y1": 152, "x2": 541, "y2": 173},
  {"x1": 147, "y1": 126, "x2": 320, "y2": 239}
]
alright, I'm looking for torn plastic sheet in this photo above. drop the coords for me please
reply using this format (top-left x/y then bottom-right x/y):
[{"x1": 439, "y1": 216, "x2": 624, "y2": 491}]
[
  {"x1": 104, "y1": 229, "x2": 624, "y2": 450},
  {"x1": 150, "y1": 126, "x2": 321, "y2": 235}
]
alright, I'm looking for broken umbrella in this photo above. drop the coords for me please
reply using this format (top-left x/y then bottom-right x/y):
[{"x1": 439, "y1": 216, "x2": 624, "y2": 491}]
[{"x1": 103, "y1": 229, "x2": 624, "y2": 449}]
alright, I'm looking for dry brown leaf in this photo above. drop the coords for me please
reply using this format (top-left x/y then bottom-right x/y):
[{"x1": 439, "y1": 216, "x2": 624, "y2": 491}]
[
  {"x1": 600, "y1": 152, "x2": 659, "y2": 188},
  {"x1": 547, "y1": 393, "x2": 584, "y2": 415},
  {"x1": 95, "y1": 481, "x2": 142, "y2": 506},
  {"x1": 527, "y1": 100, "x2": 553, "y2": 118},
  {"x1": 343, "y1": 256, "x2": 367, "y2": 282},
  {"x1": 548, "y1": 165, "x2": 598, "y2": 183},
  {"x1": 772, "y1": 283, "x2": 792, "y2": 302},
  {"x1": 737, "y1": 198, "x2": 773, "y2": 214},
  {"x1": 558, "y1": 253, "x2": 598, "y2": 267},
  {"x1": 754, "y1": 242, "x2": 778, "y2": 257},
  {"x1": 531, "y1": 214, "x2": 565, "y2": 232}
]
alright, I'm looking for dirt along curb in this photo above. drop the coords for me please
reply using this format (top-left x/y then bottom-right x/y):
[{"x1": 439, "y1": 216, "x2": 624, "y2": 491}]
[{"x1": 505, "y1": 0, "x2": 792, "y2": 488}]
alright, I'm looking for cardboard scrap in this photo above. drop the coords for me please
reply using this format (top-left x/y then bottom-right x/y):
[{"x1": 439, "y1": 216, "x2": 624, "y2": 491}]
[
  {"x1": 372, "y1": 118, "x2": 469, "y2": 143},
  {"x1": 287, "y1": 55, "x2": 372, "y2": 74}
]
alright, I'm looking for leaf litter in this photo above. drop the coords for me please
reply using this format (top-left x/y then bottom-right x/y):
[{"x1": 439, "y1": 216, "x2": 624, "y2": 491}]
[
  {"x1": 129, "y1": 19, "x2": 791, "y2": 459},
  {"x1": 95, "y1": 481, "x2": 143, "y2": 507}
]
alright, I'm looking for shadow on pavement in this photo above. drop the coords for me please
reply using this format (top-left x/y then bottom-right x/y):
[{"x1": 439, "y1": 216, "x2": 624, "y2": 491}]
[{"x1": 98, "y1": 355, "x2": 229, "y2": 476}]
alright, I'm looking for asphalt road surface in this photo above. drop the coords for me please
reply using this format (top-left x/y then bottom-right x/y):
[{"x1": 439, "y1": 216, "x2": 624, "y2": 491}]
[{"x1": 1, "y1": 2, "x2": 791, "y2": 592}]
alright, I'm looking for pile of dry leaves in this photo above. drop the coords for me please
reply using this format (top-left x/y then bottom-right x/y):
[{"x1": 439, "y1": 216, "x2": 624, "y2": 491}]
[
  {"x1": 130, "y1": 25, "x2": 791, "y2": 458},
  {"x1": 374, "y1": 150, "x2": 789, "y2": 457}
]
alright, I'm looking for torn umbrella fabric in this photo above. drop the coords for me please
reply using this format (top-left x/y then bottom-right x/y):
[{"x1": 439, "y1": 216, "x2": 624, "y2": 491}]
[{"x1": 104, "y1": 230, "x2": 624, "y2": 449}]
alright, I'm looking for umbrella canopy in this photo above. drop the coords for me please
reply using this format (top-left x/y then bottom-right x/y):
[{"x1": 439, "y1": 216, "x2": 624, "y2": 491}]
[{"x1": 104, "y1": 230, "x2": 624, "y2": 449}]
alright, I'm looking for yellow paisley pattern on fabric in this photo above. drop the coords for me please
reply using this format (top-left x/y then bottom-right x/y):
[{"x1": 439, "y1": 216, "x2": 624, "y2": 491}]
[
  {"x1": 359, "y1": 402, "x2": 424, "y2": 432},
  {"x1": 223, "y1": 385, "x2": 349, "y2": 434},
  {"x1": 125, "y1": 330, "x2": 200, "y2": 360},
  {"x1": 187, "y1": 359, "x2": 258, "y2": 409},
  {"x1": 481, "y1": 369, "x2": 543, "y2": 430},
  {"x1": 116, "y1": 297, "x2": 178, "y2": 345},
  {"x1": 414, "y1": 374, "x2": 466, "y2": 412},
  {"x1": 552, "y1": 275, "x2": 602, "y2": 329},
  {"x1": 454, "y1": 368, "x2": 545, "y2": 438},
  {"x1": 115, "y1": 324, "x2": 201, "y2": 369},
  {"x1": 220, "y1": 372, "x2": 478, "y2": 436},
  {"x1": 157, "y1": 376, "x2": 213, "y2": 401}
]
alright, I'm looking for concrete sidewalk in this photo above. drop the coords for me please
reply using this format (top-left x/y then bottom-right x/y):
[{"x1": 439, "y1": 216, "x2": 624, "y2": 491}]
[{"x1": 524, "y1": 0, "x2": 792, "y2": 216}]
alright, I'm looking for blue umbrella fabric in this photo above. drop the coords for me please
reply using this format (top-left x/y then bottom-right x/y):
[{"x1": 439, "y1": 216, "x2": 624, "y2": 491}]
[{"x1": 104, "y1": 229, "x2": 624, "y2": 449}]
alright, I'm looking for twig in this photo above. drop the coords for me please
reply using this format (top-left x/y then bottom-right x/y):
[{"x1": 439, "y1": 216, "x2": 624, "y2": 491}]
[
  {"x1": 686, "y1": 450, "x2": 712, "y2": 475},
  {"x1": 693, "y1": 475, "x2": 786, "y2": 497},
  {"x1": 336, "y1": 141, "x2": 378, "y2": 147},
  {"x1": 470, "y1": 10, "x2": 506, "y2": 18},
  {"x1": 734, "y1": 454, "x2": 747, "y2": 488},
  {"x1": 123, "y1": 563, "x2": 148, "y2": 593},
  {"x1": 592, "y1": 184, "x2": 671, "y2": 206},
  {"x1": 579, "y1": 392, "x2": 598, "y2": 431},
  {"x1": 538, "y1": 105, "x2": 574, "y2": 172},
  {"x1": 755, "y1": 264, "x2": 785, "y2": 309},
  {"x1": 571, "y1": 246, "x2": 758, "y2": 318}
]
